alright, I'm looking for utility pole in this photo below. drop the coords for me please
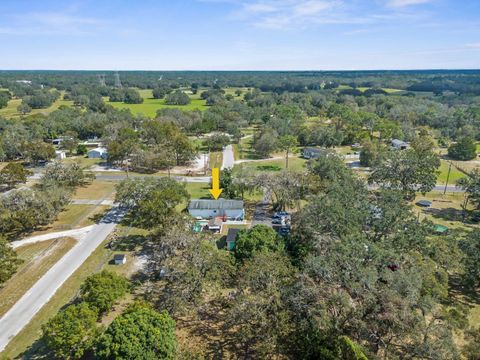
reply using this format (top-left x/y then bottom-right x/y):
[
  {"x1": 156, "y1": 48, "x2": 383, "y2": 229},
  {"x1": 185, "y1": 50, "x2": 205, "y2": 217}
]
[{"x1": 443, "y1": 162, "x2": 452, "y2": 195}]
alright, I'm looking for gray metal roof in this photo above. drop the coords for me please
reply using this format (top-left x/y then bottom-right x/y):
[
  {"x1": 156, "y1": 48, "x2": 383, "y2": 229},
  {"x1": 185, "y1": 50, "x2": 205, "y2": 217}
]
[
  {"x1": 226, "y1": 228, "x2": 241, "y2": 242},
  {"x1": 303, "y1": 147, "x2": 326, "y2": 153},
  {"x1": 391, "y1": 139, "x2": 408, "y2": 146},
  {"x1": 188, "y1": 199, "x2": 244, "y2": 210}
]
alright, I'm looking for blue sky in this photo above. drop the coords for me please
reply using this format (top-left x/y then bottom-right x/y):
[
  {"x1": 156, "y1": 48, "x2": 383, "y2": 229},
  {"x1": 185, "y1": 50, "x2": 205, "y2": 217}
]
[{"x1": 0, "y1": 0, "x2": 479, "y2": 70}]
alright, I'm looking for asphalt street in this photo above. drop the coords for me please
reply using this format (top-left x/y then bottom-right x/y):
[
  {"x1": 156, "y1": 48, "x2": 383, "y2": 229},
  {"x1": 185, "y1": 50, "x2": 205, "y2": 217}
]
[{"x1": 0, "y1": 207, "x2": 125, "y2": 352}]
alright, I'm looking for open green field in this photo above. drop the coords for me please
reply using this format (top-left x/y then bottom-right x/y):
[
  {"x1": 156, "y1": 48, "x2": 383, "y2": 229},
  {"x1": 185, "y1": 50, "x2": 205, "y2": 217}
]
[
  {"x1": 0, "y1": 96, "x2": 74, "y2": 118},
  {"x1": 437, "y1": 160, "x2": 466, "y2": 185},
  {"x1": 235, "y1": 156, "x2": 307, "y2": 173},
  {"x1": 336, "y1": 85, "x2": 403, "y2": 93},
  {"x1": 107, "y1": 89, "x2": 208, "y2": 117}
]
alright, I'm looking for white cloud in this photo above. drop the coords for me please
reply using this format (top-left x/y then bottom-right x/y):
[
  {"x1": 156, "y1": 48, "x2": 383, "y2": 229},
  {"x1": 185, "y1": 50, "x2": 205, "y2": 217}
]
[
  {"x1": 386, "y1": 0, "x2": 433, "y2": 8},
  {"x1": 227, "y1": 0, "x2": 373, "y2": 29}
]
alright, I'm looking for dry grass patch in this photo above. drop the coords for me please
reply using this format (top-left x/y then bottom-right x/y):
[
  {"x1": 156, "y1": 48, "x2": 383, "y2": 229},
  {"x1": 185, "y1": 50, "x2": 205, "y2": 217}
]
[{"x1": 73, "y1": 180, "x2": 116, "y2": 200}]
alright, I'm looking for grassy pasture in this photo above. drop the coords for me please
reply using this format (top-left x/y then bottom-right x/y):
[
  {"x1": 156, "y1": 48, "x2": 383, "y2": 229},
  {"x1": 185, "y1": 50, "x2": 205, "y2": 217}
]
[
  {"x1": 437, "y1": 160, "x2": 466, "y2": 185},
  {"x1": 0, "y1": 97, "x2": 74, "y2": 118},
  {"x1": 108, "y1": 89, "x2": 208, "y2": 117}
]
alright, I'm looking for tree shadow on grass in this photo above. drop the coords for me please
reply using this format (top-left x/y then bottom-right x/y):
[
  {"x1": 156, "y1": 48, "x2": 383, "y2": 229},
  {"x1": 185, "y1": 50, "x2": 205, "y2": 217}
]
[
  {"x1": 447, "y1": 274, "x2": 480, "y2": 306},
  {"x1": 177, "y1": 299, "x2": 238, "y2": 360},
  {"x1": 427, "y1": 207, "x2": 464, "y2": 223}
]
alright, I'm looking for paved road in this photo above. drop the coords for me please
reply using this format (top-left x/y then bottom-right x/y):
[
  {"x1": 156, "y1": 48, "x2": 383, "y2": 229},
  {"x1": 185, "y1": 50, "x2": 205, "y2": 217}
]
[
  {"x1": 0, "y1": 207, "x2": 125, "y2": 352},
  {"x1": 95, "y1": 174, "x2": 210, "y2": 183},
  {"x1": 222, "y1": 145, "x2": 235, "y2": 170}
]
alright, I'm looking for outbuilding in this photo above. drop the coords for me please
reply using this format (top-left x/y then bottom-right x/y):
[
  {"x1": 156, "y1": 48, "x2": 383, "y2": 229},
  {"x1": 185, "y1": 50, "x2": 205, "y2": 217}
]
[
  {"x1": 88, "y1": 147, "x2": 108, "y2": 159},
  {"x1": 226, "y1": 228, "x2": 241, "y2": 251},
  {"x1": 188, "y1": 199, "x2": 244, "y2": 220},
  {"x1": 55, "y1": 150, "x2": 66, "y2": 160},
  {"x1": 302, "y1": 147, "x2": 330, "y2": 159},
  {"x1": 113, "y1": 254, "x2": 127, "y2": 265},
  {"x1": 391, "y1": 139, "x2": 409, "y2": 150}
]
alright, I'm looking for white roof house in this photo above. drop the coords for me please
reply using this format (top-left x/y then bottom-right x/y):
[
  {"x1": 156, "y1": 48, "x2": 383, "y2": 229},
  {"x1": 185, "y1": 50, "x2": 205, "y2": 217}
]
[
  {"x1": 87, "y1": 147, "x2": 108, "y2": 159},
  {"x1": 188, "y1": 199, "x2": 244, "y2": 220}
]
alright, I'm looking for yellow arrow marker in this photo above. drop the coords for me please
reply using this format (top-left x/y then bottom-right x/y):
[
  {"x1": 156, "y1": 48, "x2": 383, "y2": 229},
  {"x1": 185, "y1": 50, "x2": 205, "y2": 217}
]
[{"x1": 209, "y1": 167, "x2": 223, "y2": 200}]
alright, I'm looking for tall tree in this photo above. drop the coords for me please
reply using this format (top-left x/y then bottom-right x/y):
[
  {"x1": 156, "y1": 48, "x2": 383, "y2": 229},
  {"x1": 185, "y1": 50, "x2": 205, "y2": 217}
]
[
  {"x1": 369, "y1": 145, "x2": 440, "y2": 199},
  {"x1": 0, "y1": 163, "x2": 32, "y2": 190},
  {"x1": 42, "y1": 303, "x2": 99, "y2": 360},
  {"x1": 96, "y1": 303, "x2": 177, "y2": 360},
  {"x1": 0, "y1": 235, "x2": 23, "y2": 285},
  {"x1": 278, "y1": 135, "x2": 298, "y2": 169}
]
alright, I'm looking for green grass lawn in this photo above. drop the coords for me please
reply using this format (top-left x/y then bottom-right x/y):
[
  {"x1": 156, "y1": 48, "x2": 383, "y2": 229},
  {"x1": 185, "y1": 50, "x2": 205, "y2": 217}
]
[
  {"x1": 437, "y1": 160, "x2": 466, "y2": 185},
  {"x1": 108, "y1": 93, "x2": 208, "y2": 117},
  {"x1": 184, "y1": 182, "x2": 211, "y2": 199},
  {"x1": 0, "y1": 97, "x2": 74, "y2": 118},
  {"x1": 235, "y1": 156, "x2": 307, "y2": 173}
]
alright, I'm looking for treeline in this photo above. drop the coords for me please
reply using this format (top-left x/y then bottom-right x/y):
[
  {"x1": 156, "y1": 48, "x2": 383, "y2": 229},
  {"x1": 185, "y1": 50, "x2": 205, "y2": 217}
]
[{"x1": 2, "y1": 70, "x2": 480, "y2": 94}]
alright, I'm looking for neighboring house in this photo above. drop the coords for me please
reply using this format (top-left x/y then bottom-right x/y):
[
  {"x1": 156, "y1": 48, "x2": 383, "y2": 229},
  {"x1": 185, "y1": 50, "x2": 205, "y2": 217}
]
[
  {"x1": 52, "y1": 138, "x2": 63, "y2": 146},
  {"x1": 391, "y1": 139, "x2": 409, "y2": 150},
  {"x1": 55, "y1": 150, "x2": 66, "y2": 160},
  {"x1": 88, "y1": 147, "x2": 108, "y2": 159},
  {"x1": 226, "y1": 228, "x2": 241, "y2": 251},
  {"x1": 113, "y1": 254, "x2": 127, "y2": 265},
  {"x1": 302, "y1": 147, "x2": 330, "y2": 159},
  {"x1": 188, "y1": 199, "x2": 244, "y2": 220}
]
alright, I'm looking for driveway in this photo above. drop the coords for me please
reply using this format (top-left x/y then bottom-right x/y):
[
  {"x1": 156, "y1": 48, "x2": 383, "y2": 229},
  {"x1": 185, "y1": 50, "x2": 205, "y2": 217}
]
[
  {"x1": 0, "y1": 207, "x2": 125, "y2": 352},
  {"x1": 222, "y1": 145, "x2": 235, "y2": 170}
]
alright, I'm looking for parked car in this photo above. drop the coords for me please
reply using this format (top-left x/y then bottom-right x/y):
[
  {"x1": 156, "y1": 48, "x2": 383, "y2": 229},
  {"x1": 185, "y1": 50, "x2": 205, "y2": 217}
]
[{"x1": 278, "y1": 226, "x2": 290, "y2": 236}]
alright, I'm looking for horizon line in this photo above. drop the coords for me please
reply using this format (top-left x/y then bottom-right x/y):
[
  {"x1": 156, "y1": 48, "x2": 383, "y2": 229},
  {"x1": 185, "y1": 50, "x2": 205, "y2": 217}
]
[{"x1": 1, "y1": 68, "x2": 480, "y2": 72}]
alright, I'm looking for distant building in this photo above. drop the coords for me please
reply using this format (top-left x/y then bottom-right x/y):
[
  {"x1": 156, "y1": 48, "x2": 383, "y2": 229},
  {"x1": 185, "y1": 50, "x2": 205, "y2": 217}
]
[
  {"x1": 301, "y1": 147, "x2": 330, "y2": 159},
  {"x1": 113, "y1": 254, "x2": 127, "y2": 265},
  {"x1": 188, "y1": 199, "x2": 244, "y2": 220},
  {"x1": 87, "y1": 147, "x2": 108, "y2": 159},
  {"x1": 391, "y1": 139, "x2": 409, "y2": 150},
  {"x1": 226, "y1": 228, "x2": 241, "y2": 251},
  {"x1": 55, "y1": 150, "x2": 66, "y2": 160}
]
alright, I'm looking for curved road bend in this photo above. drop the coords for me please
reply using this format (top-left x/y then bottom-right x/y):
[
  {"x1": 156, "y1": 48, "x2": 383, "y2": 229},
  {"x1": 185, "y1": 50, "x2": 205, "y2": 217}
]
[{"x1": 0, "y1": 207, "x2": 125, "y2": 352}]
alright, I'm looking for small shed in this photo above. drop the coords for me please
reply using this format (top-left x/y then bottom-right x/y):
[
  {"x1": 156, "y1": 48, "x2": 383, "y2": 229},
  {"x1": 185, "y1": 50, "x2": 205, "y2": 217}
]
[
  {"x1": 433, "y1": 225, "x2": 449, "y2": 234},
  {"x1": 55, "y1": 150, "x2": 66, "y2": 160},
  {"x1": 391, "y1": 139, "x2": 409, "y2": 150},
  {"x1": 88, "y1": 147, "x2": 108, "y2": 159},
  {"x1": 226, "y1": 228, "x2": 241, "y2": 251},
  {"x1": 113, "y1": 254, "x2": 127, "y2": 265}
]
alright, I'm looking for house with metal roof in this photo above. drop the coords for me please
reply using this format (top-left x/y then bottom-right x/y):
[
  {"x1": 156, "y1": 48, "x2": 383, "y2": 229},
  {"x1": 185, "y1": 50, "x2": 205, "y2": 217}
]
[
  {"x1": 87, "y1": 147, "x2": 108, "y2": 159},
  {"x1": 391, "y1": 139, "x2": 409, "y2": 150},
  {"x1": 188, "y1": 199, "x2": 244, "y2": 220},
  {"x1": 301, "y1": 147, "x2": 330, "y2": 159}
]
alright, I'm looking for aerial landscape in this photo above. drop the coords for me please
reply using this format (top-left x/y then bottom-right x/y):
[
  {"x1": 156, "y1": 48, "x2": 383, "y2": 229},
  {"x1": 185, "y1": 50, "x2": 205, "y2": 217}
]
[{"x1": 0, "y1": 0, "x2": 480, "y2": 359}]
